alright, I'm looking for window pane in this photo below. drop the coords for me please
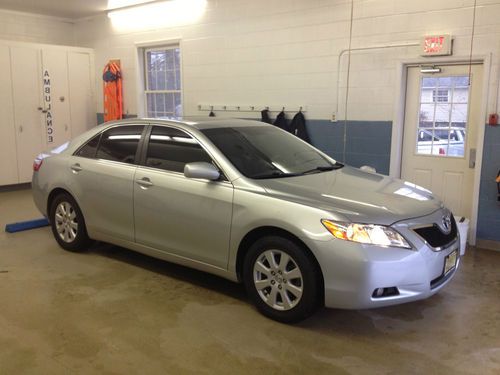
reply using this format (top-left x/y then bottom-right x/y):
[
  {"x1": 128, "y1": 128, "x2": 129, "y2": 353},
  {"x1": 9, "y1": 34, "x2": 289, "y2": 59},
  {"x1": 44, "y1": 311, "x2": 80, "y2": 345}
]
[
  {"x1": 96, "y1": 126, "x2": 143, "y2": 164},
  {"x1": 145, "y1": 126, "x2": 212, "y2": 172},
  {"x1": 145, "y1": 46, "x2": 182, "y2": 119},
  {"x1": 76, "y1": 134, "x2": 100, "y2": 158},
  {"x1": 419, "y1": 104, "x2": 434, "y2": 127},
  {"x1": 451, "y1": 103, "x2": 468, "y2": 124},
  {"x1": 435, "y1": 104, "x2": 451, "y2": 123},
  {"x1": 174, "y1": 93, "x2": 182, "y2": 117}
]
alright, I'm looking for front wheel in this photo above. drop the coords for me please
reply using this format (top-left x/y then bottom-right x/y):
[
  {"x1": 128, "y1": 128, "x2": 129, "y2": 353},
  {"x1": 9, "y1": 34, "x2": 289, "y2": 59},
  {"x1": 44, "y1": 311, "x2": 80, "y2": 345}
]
[
  {"x1": 243, "y1": 236, "x2": 322, "y2": 323},
  {"x1": 49, "y1": 193, "x2": 91, "y2": 252}
]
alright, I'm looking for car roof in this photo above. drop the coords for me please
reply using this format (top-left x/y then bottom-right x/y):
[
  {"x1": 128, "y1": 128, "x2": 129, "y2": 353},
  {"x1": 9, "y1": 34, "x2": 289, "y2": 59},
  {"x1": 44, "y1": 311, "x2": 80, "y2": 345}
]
[{"x1": 103, "y1": 118, "x2": 267, "y2": 130}]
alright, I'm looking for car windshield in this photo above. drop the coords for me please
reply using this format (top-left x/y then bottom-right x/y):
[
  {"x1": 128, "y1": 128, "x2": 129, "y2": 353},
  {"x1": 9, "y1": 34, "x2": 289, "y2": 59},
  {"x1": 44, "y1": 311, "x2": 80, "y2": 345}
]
[{"x1": 201, "y1": 125, "x2": 342, "y2": 179}]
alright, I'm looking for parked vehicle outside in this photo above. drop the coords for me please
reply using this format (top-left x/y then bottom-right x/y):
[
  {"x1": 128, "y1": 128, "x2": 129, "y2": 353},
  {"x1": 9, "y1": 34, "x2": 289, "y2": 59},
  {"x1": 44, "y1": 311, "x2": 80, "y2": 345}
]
[
  {"x1": 32, "y1": 119, "x2": 460, "y2": 322},
  {"x1": 417, "y1": 128, "x2": 465, "y2": 157}
]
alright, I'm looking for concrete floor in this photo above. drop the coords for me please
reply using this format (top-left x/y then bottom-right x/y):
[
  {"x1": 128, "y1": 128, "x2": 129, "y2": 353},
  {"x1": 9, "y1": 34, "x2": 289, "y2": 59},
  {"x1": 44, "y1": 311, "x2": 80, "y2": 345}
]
[{"x1": 1, "y1": 188, "x2": 499, "y2": 374}]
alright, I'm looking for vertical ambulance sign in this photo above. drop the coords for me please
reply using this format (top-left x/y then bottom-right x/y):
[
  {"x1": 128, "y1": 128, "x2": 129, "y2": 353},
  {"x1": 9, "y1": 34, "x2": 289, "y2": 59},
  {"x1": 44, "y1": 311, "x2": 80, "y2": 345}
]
[
  {"x1": 421, "y1": 34, "x2": 453, "y2": 56},
  {"x1": 43, "y1": 69, "x2": 54, "y2": 143}
]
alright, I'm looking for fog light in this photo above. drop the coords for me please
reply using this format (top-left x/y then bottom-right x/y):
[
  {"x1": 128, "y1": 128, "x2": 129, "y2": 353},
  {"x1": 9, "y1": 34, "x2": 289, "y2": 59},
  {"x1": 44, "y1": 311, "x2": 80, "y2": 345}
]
[{"x1": 372, "y1": 287, "x2": 399, "y2": 298}]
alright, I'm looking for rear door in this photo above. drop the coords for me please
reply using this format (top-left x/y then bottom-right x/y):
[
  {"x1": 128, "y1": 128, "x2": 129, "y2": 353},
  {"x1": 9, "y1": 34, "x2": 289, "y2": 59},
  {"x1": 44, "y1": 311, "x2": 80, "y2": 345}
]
[
  {"x1": 70, "y1": 125, "x2": 145, "y2": 241},
  {"x1": 133, "y1": 125, "x2": 233, "y2": 269}
]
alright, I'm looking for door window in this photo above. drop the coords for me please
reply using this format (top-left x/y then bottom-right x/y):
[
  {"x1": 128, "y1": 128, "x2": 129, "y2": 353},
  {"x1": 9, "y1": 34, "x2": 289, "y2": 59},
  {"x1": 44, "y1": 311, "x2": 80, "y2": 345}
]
[
  {"x1": 96, "y1": 125, "x2": 143, "y2": 164},
  {"x1": 75, "y1": 133, "x2": 101, "y2": 158},
  {"x1": 417, "y1": 76, "x2": 469, "y2": 157},
  {"x1": 145, "y1": 126, "x2": 212, "y2": 172}
]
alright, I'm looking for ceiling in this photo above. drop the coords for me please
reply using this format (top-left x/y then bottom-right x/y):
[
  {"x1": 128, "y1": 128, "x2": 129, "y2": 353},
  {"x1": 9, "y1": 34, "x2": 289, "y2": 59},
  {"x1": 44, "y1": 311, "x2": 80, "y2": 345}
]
[{"x1": 0, "y1": 0, "x2": 112, "y2": 19}]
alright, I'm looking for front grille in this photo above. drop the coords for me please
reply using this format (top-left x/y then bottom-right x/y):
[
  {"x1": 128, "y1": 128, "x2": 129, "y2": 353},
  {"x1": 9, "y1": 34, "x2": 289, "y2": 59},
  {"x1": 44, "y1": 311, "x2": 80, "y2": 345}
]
[{"x1": 414, "y1": 214, "x2": 458, "y2": 249}]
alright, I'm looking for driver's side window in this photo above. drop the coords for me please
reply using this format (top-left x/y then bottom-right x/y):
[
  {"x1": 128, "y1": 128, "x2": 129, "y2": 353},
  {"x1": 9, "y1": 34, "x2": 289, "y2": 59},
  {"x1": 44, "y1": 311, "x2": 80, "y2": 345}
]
[{"x1": 145, "y1": 126, "x2": 212, "y2": 173}]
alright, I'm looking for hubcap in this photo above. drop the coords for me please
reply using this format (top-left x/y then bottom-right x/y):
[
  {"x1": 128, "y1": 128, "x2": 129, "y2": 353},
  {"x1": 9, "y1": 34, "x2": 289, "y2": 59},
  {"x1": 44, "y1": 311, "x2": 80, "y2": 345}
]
[
  {"x1": 55, "y1": 201, "x2": 78, "y2": 243},
  {"x1": 253, "y1": 249, "x2": 303, "y2": 311}
]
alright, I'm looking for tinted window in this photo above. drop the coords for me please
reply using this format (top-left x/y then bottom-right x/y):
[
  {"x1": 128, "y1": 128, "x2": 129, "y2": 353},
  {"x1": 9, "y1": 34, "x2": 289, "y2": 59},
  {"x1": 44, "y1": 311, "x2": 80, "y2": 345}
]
[
  {"x1": 75, "y1": 134, "x2": 100, "y2": 158},
  {"x1": 145, "y1": 126, "x2": 212, "y2": 172},
  {"x1": 201, "y1": 126, "x2": 336, "y2": 179},
  {"x1": 96, "y1": 125, "x2": 143, "y2": 164}
]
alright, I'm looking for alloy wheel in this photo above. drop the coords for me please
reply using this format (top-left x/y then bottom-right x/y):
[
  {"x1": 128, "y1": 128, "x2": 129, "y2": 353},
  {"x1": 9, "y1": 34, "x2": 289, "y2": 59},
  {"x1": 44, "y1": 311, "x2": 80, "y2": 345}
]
[{"x1": 253, "y1": 249, "x2": 304, "y2": 311}]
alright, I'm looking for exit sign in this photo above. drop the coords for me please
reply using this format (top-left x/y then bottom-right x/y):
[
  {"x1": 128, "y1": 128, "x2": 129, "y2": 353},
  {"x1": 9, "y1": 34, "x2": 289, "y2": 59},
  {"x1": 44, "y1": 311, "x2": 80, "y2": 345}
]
[{"x1": 421, "y1": 35, "x2": 453, "y2": 56}]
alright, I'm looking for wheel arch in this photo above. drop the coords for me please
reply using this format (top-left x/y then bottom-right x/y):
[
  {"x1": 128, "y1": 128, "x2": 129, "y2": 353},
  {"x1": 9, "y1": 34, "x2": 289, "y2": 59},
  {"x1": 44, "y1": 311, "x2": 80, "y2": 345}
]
[
  {"x1": 235, "y1": 226, "x2": 324, "y2": 301},
  {"x1": 47, "y1": 187, "x2": 76, "y2": 219}
]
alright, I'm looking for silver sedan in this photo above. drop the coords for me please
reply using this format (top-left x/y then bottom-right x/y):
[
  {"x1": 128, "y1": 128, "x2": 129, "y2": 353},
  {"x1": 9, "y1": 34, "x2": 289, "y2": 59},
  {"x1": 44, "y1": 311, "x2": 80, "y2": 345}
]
[{"x1": 32, "y1": 119, "x2": 460, "y2": 323}]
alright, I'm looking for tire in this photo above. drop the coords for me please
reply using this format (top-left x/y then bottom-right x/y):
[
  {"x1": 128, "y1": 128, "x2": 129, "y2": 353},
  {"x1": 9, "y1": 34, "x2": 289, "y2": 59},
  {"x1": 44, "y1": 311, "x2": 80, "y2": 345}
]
[
  {"x1": 243, "y1": 236, "x2": 321, "y2": 323},
  {"x1": 49, "y1": 192, "x2": 91, "y2": 252}
]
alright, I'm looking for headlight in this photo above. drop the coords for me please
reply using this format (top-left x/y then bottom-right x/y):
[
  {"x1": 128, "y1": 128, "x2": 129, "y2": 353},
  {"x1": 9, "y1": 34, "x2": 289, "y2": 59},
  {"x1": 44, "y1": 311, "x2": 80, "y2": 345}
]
[{"x1": 321, "y1": 219, "x2": 411, "y2": 249}]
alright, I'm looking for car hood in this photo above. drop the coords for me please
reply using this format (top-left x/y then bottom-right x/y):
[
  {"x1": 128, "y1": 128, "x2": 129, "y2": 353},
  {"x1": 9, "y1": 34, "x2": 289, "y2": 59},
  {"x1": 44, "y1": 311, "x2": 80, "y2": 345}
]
[{"x1": 257, "y1": 166, "x2": 441, "y2": 225}]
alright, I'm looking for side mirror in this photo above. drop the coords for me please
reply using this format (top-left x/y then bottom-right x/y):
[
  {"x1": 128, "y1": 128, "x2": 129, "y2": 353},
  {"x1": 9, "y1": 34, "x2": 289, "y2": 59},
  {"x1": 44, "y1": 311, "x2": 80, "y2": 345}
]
[{"x1": 184, "y1": 162, "x2": 221, "y2": 181}]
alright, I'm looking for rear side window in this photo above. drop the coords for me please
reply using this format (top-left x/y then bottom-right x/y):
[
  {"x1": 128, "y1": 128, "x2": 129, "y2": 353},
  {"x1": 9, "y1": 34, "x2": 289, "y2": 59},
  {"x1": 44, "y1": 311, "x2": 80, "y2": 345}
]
[
  {"x1": 75, "y1": 134, "x2": 100, "y2": 158},
  {"x1": 145, "y1": 126, "x2": 212, "y2": 172},
  {"x1": 96, "y1": 125, "x2": 143, "y2": 164}
]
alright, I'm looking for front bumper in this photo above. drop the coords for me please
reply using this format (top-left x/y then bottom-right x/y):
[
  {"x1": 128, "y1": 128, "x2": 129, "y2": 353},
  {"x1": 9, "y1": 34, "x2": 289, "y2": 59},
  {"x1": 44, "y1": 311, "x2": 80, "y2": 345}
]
[{"x1": 310, "y1": 210, "x2": 461, "y2": 309}]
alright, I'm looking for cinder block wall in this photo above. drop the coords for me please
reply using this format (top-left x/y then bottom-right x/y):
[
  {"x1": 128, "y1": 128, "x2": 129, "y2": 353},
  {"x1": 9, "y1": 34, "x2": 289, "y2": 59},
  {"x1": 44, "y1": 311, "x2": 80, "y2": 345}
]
[{"x1": 0, "y1": 9, "x2": 75, "y2": 45}]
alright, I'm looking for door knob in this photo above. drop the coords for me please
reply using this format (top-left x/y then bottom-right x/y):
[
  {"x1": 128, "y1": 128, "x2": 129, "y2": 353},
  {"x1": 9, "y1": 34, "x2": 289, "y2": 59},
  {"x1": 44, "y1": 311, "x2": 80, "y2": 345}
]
[
  {"x1": 70, "y1": 163, "x2": 82, "y2": 173},
  {"x1": 136, "y1": 177, "x2": 153, "y2": 188}
]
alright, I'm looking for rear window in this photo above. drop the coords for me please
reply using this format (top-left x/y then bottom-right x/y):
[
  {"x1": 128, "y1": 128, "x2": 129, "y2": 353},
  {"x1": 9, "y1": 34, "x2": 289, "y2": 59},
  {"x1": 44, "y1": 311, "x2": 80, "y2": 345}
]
[
  {"x1": 75, "y1": 134, "x2": 100, "y2": 158},
  {"x1": 96, "y1": 125, "x2": 144, "y2": 164}
]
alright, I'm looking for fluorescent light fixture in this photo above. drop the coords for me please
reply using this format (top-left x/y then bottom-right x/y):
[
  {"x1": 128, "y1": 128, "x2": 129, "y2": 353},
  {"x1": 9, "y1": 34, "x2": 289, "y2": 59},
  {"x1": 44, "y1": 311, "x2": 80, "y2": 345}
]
[
  {"x1": 107, "y1": 0, "x2": 156, "y2": 11},
  {"x1": 420, "y1": 66, "x2": 442, "y2": 74},
  {"x1": 108, "y1": 0, "x2": 207, "y2": 31}
]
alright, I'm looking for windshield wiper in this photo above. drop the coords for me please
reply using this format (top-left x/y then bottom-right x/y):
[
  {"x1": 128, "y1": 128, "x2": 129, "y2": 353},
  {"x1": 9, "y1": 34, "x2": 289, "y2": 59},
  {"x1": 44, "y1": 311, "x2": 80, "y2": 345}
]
[
  {"x1": 301, "y1": 163, "x2": 343, "y2": 175},
  {"x1": 251, "y1": 171, "x2": 301, "y2": 179}
]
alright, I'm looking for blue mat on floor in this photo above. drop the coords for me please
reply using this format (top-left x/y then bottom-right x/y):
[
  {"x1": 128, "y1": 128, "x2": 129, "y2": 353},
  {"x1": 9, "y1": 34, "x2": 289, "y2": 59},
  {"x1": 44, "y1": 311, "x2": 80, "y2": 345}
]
[{"x1": 5, "y1": 218, "x2": 50, "y2": 233}]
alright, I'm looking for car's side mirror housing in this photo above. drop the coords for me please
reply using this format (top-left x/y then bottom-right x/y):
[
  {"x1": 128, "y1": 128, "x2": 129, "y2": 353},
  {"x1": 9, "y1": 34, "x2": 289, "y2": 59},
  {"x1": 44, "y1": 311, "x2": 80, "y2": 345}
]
[{"x1": 184, "y1": 162, "x2": 221, "y2": 181}]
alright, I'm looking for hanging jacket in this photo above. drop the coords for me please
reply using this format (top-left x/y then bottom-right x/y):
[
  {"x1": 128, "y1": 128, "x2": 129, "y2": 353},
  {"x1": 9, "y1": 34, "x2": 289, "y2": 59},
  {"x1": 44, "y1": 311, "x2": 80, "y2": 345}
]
[
  {"x1": 261, "y1": 109, "x2": 272, "y2": 124},
  {"x1": 273, "y1": 110, "x2": 288, "y2": 131},
  {"x1": 289, "y1": 111, "x2": 310, "y2": 143}
]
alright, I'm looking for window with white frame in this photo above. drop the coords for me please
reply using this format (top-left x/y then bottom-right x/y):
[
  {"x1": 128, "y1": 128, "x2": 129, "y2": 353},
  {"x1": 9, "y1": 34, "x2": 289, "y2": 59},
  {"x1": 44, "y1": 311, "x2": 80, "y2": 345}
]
[{"x1": 144, "y1": 45, "x2": 182, "y2": 118}]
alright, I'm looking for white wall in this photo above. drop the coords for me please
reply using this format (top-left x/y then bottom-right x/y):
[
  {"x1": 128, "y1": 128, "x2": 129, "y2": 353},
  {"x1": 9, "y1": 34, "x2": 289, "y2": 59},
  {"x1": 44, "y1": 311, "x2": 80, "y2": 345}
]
[
  {"x1": 73, "y1": 0, "x2": 500, "y2": 122},
  {"x1": 0, "y1": 9, "x2": 75, "y2": 46}
]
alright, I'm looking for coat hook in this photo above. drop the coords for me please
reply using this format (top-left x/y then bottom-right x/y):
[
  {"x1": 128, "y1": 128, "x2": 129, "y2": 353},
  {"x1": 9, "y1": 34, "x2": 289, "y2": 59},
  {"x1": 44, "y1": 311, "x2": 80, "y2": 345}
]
[
  {"x1": 265, "y1": 106, "x2": 269, "y2": 110},
  {"x1": 250, "y1": 106, "x2": 255, "y2": 111},
  {"x1": 223, "y1": 106, "x2": 227, "y2": 110},
  {"x1": 210, "y1": 105, "x2": 213, "y2": 111},
  {"x1": 299, "y1": 106, "x2": 302, "y2": 112},
  {"x1": 282, "y1": 106, "x2": 285, "y2": 111},
  {"x1": 237, "y1": 106, "x2": 240, "y2": 111}
]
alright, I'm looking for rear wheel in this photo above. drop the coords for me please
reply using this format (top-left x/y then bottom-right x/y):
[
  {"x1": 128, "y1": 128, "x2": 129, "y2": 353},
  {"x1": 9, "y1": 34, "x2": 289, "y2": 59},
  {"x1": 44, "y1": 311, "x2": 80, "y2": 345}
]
[
  {"x1": 49, "y1": 193, "x2": 91, "y2": 252},
  {"x1": 243, "y1": 236, "x2": 321, "y2": 323}
]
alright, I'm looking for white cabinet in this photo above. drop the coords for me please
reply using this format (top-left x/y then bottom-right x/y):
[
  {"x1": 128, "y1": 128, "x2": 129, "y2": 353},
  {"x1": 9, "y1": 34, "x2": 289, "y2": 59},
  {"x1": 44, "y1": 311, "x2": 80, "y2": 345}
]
[
  {"x1": 0, "y1": 45, "x2": 18, "y2": 185},
  {"x1": 0, "y1": 42, "x2": 95, "y2": 185},
  {"x1": 11, "y1": 46, "x2": 44, "y2": 183}
]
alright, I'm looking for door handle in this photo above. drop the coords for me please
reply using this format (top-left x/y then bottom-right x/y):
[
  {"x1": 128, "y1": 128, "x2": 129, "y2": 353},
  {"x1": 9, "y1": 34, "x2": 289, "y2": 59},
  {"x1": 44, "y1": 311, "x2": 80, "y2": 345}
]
[
  {"x1": 70, "y1": 163, "x2": 82, "y2": 173},
  {"x1": 469, "y1": 148, "x2": 476, "y2": 169},
  {"x1": 136, "y1": 177, "x2": 153, "y2": 188}
]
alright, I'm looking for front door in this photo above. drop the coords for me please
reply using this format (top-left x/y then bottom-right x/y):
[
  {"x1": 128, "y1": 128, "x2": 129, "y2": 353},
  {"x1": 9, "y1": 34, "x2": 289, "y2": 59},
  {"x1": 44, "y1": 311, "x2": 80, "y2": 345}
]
[
  {"x1": 401, "y1": 64, "x2": 483, "y2": 219},
  {"x1": 134, "y1": 125, "x2": 233, "y2": 269}
]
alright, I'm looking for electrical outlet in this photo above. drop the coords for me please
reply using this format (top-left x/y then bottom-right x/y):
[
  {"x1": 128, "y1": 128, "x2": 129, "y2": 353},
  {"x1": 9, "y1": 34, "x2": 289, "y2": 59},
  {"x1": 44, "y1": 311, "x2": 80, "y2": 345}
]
[{"x1": 331, "y1": 112, "x2": 337, "y2": 122}]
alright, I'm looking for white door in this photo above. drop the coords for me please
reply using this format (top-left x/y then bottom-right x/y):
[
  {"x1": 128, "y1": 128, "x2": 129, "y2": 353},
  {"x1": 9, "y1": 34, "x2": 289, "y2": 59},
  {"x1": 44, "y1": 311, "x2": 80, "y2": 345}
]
[
  {"x1": 41, "y1": 49, "x2": 72, "y2": 146},
  {"x1": 10, "y1": 46, "x2": 43, "y2": 183},
  {"x1": 402, "y1": 64, "x2": 482, "y2": 219},
  {"x1": 0, "y1": 45, "x2": 18, "y2": 185},
  {"x1": 68, "y1": 52, "x2": 95, "y2": 137}
]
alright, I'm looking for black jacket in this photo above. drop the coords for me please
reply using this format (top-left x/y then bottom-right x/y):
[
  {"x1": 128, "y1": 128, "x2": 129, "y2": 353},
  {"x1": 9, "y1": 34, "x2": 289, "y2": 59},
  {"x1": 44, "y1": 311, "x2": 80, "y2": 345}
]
[
  {"x1": 273, "y1": 110, "x2": 288, "y2": 131},
  {"x1": 261, "y1": 109, "x2": 272, "y2": 124},
  {"x1": 289, "y1": 111, "x2": 310, "y2": 143}
]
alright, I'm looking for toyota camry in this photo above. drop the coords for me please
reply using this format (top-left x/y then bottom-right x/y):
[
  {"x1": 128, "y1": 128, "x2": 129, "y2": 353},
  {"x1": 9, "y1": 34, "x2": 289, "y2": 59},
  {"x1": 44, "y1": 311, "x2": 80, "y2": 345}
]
[{"x1": 32, "y1": 119, "x2": 460, "y2": 323}]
